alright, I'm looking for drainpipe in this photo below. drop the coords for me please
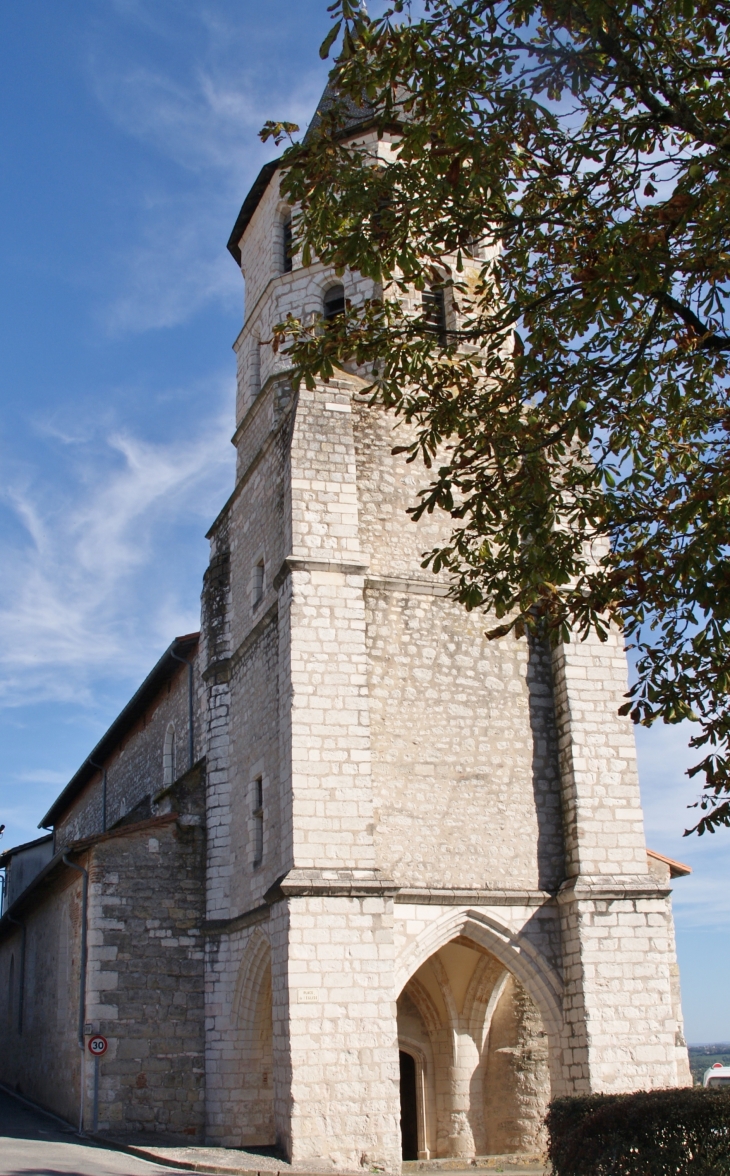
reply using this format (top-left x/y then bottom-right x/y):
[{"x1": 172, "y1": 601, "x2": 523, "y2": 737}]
[
  {"x1": 6, "y1": 914, "x2": 26, "y2": 1034},
  {"x1": 63, "y1": 854, "x2": 88, "y2": 1134},
  {"x1": 170, "y1": 646, "x2": 194, "y2": 772},
  {"x1": 89, "y1": 759, "x2": 107, "y2": 834}
]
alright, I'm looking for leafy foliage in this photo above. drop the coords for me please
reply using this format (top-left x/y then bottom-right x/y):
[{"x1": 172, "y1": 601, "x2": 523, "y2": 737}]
[
  {"x1": 546, "y1": 1088, "x2": 730, "y2": 1174},
  {"x1": 261, "y1": 0, "x2": 730, "y2": 833}
]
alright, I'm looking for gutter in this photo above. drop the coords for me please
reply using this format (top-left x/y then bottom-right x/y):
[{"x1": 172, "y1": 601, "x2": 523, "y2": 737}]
[
  {"x1": 63, "y1": 853, "x2": 88, "y2": 1135},
  {"x1": 6, "y1": 914, "x2": 26, "y2": 1033}
]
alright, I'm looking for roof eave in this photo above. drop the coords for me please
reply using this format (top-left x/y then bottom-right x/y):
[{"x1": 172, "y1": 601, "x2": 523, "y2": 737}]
[
  {"x1": 227, "y1": 159, "x2": 280, "y2": 266},
  {"x1": 226, "y1": 114, "x2": 400, "y2": 268},
  {"x1": 38, "y1": 633, "x2": 199, "y2": 830},
  {"x1": 0, "y1": 833, "x2": 53, "y2": 870},
  {"x1": 647, "y1": 847, "x2": 692, "y2": 879}
]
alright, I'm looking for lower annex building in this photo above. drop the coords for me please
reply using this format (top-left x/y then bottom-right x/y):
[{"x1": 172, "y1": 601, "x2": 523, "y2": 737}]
[{"x1": 0, "y1": 81, "x2": 692, "y2": 1172}]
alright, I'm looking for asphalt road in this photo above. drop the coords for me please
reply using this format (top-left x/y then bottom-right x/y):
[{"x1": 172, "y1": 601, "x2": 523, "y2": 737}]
[{"x1": 0, "y1": 1088, "x2": 185, "y2": 1176}]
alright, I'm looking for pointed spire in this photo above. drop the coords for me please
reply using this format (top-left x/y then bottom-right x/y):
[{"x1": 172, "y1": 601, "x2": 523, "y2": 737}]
[{"x1": 304, "y1": 68, "x2": 377, "y2": 144}]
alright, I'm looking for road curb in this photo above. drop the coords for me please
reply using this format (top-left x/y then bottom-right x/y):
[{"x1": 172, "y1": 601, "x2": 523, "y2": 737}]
[{"x1": 96, "y1": 1137, "x2": 352, "y2": 1176}]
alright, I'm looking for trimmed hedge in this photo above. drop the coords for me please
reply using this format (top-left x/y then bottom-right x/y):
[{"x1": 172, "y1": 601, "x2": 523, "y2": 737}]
[{"x1": 546, "y1": 1087, "x2": 730, "y2": 1175}]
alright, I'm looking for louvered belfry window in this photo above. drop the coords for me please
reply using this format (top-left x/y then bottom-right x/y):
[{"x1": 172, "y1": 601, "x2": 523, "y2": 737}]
[
  {"x1": 422, "y1": 286, "x2": 446, "y2": 338},
  {"x1": 323, "y1": 283, "x2": 345, "y2": 321},
  {"x1": 282, "y1": 217, "x2": 293, "y2": 273}
]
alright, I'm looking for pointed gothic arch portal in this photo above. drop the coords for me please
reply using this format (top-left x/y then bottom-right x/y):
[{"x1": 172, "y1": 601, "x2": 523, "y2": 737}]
[
  {"x1": 228, "y1": 928, "x2": 275, "y2": 1147},
  {"x1": 396, "y1": 930, "x2": 553, "y2": 1159}
]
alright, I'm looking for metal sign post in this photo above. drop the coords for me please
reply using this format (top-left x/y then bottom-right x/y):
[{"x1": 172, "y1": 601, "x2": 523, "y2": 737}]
[{"x1": 87, "y1": 1035, "x2": 107, "y2": 1133}]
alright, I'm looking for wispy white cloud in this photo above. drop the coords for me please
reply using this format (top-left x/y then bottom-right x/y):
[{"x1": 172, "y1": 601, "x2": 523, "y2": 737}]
[
  {"x1": 15, "y1": 769, "x2": 71, "y2": 786},
  {"x1": 85, "y1": 8, "x2": 327, "y2": 334},
  {"x1": 0, "y1": 375, "x2": 235, "y2": 707}
]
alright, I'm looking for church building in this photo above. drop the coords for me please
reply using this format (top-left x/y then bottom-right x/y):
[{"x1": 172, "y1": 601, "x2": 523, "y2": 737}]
[{"x1": 0, "y1": 82, "x2": 691, "y2": 1172}]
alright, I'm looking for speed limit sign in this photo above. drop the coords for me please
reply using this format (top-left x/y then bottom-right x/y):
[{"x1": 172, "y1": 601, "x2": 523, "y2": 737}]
[{"x1": 88, "y1": 1035, "x2": 108, "y2": 1056}]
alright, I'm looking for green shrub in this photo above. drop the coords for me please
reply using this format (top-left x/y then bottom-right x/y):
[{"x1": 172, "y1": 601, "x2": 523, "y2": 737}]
[{"x1": 546, "y1": 1087, "x2": 730, "y2": 1175}]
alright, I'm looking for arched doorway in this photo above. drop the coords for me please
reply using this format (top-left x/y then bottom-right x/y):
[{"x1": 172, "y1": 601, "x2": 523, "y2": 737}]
[
  {"x1": 399, "y1": 1051, "x2": 419, "y2": 1160},
  {"x1": 396, "y1": 937, "x2": 550, "y2": 1158}
]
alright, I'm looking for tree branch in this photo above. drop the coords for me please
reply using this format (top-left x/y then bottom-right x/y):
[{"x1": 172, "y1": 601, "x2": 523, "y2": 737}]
[{"x1": 653, "y1": 290, "x2": 730, "y2": 350}]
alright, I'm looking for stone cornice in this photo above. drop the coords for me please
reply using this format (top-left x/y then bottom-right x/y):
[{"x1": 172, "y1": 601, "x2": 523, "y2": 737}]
[
  {"x1": 273, "y1": 555, "x2": 371, "y2": 590},
  {"x1": 265, "y1": 869, "x2": 398, "y2": 901},
  {"x1": 557, "y1": 874, "x2": 671, "y2": 902},
  {"x1": 201, "y1": 879, "x2": 566, "y2": 936},
  {"x1": 394, "y1": 887, "x2": 557, "y2": 907}
]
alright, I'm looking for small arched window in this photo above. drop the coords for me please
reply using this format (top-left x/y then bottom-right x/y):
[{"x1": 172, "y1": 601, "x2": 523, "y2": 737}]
[
  {"x1": 282, "y1": 216, "x2": 293, "y2": 274},
  {"x1": 163, "y1": 723, "x2": 176, "y2": 786},
  {"x1": 252, "y1": 560, "x2": 265, "y2": 609},
  {"x1": 323, "y1": 283, "x2": 345, "y2": 322}
]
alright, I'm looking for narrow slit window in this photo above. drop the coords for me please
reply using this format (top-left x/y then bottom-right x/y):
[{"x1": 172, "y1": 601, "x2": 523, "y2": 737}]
[
  {"x1": 323, "y1": 283, "x2": 345, "y2": 322},
  {"x1": 253, "y1": 777, "x2": 264, "y2": 868},
  {"x1": 282, "y1": 217, "x2": 293, "y2": 274},
  {"x1": 249, "y1": 334, "x2": 261, "y2": 399},
  {"x1": 422, "y1": 286, "x2": 446, "y2": 339},
  {"x1": 253, "y1": 560, "x2": 264, "y2": 608}
]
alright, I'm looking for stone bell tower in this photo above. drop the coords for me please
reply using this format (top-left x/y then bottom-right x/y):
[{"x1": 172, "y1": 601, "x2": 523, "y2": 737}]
[{"x1": 198, "y1": 84, "x2": 689, "y2": 1172}]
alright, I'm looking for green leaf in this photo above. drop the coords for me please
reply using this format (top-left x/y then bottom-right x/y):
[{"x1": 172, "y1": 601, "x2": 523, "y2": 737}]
[{"x1": 319, "y1": 20, "x2": 342, "y2": 59}]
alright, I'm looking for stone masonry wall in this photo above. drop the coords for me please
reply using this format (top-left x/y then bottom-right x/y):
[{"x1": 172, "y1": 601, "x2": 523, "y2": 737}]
[
  {"x1": 270, "y1": 895, "x2": 402, "y2": 1173},
  {"x1": 227, "y1": 616, "x2": 282, "y2": 912},
  {"x1": 0, "y1": 868, "x2": 83, "y2": 1125},
  {"x1": 85, "y1": 771, "x2": 206, "y2": 1139},
  {"x1": 0, "y1": 767, "x2": 206, "y2": 1138},
  {"x1": 367, "y1": 588, "x2": 564, "y2": 892},
  {"x1": 553, "y1": 629, "x2": 690, "y2": 1092},
  {"x1": 56, "y1": 652, "x2": 202, "y2": 851},
  {"x1": 483, "y1": 973, "x2": 550, "y2": 1154},
  {"x1": 205, "y1": 921, "x2": 275, "y2": 1148}
]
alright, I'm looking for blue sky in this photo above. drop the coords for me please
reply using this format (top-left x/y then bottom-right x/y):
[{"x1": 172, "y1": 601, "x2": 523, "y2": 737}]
[{"x1": 0, "y1": 0, "x2": 727, "y2": 1046}]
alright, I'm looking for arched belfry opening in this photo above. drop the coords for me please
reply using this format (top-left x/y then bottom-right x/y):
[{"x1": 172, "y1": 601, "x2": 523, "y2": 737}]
[{"x1": 397, "y1": 938, "x2": 550, "y2": 1159}]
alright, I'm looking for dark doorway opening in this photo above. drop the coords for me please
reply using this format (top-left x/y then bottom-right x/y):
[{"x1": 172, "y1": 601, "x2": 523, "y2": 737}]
[{"x1": 399, "y1": 1050, "x2": 419, "y2": 1160}]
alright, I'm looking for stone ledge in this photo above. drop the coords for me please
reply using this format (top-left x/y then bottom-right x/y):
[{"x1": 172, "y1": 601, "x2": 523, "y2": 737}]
[
  {"x1": 557, "y1": 874, "x2": 671, "y2": 902},
  {"x1": 202, "y1": 902, "x2": 270, "y2": 937},
  {"x1": 203, "y1": 882, "x2": 560, "y2": 936},
  {"x1": 394, "y1": 888, "x2": 557, "y2": 907},
  {"x1": 273, "y1": 555, "x2": 371, "y2": 589},
  {"x1": 266, "y1": 868, "x2": 398, "y2": 901}
]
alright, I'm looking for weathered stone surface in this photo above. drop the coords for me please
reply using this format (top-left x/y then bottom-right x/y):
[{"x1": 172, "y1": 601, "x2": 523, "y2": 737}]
[{"x1": 0, "y1": 116, "x2": 690, "y2": 1170}]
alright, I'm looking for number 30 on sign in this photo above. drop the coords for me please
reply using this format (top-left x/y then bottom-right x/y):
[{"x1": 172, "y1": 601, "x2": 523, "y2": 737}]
[{"x1": 88, "y1": 1035, "x2": 108, "y2": 1056}]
